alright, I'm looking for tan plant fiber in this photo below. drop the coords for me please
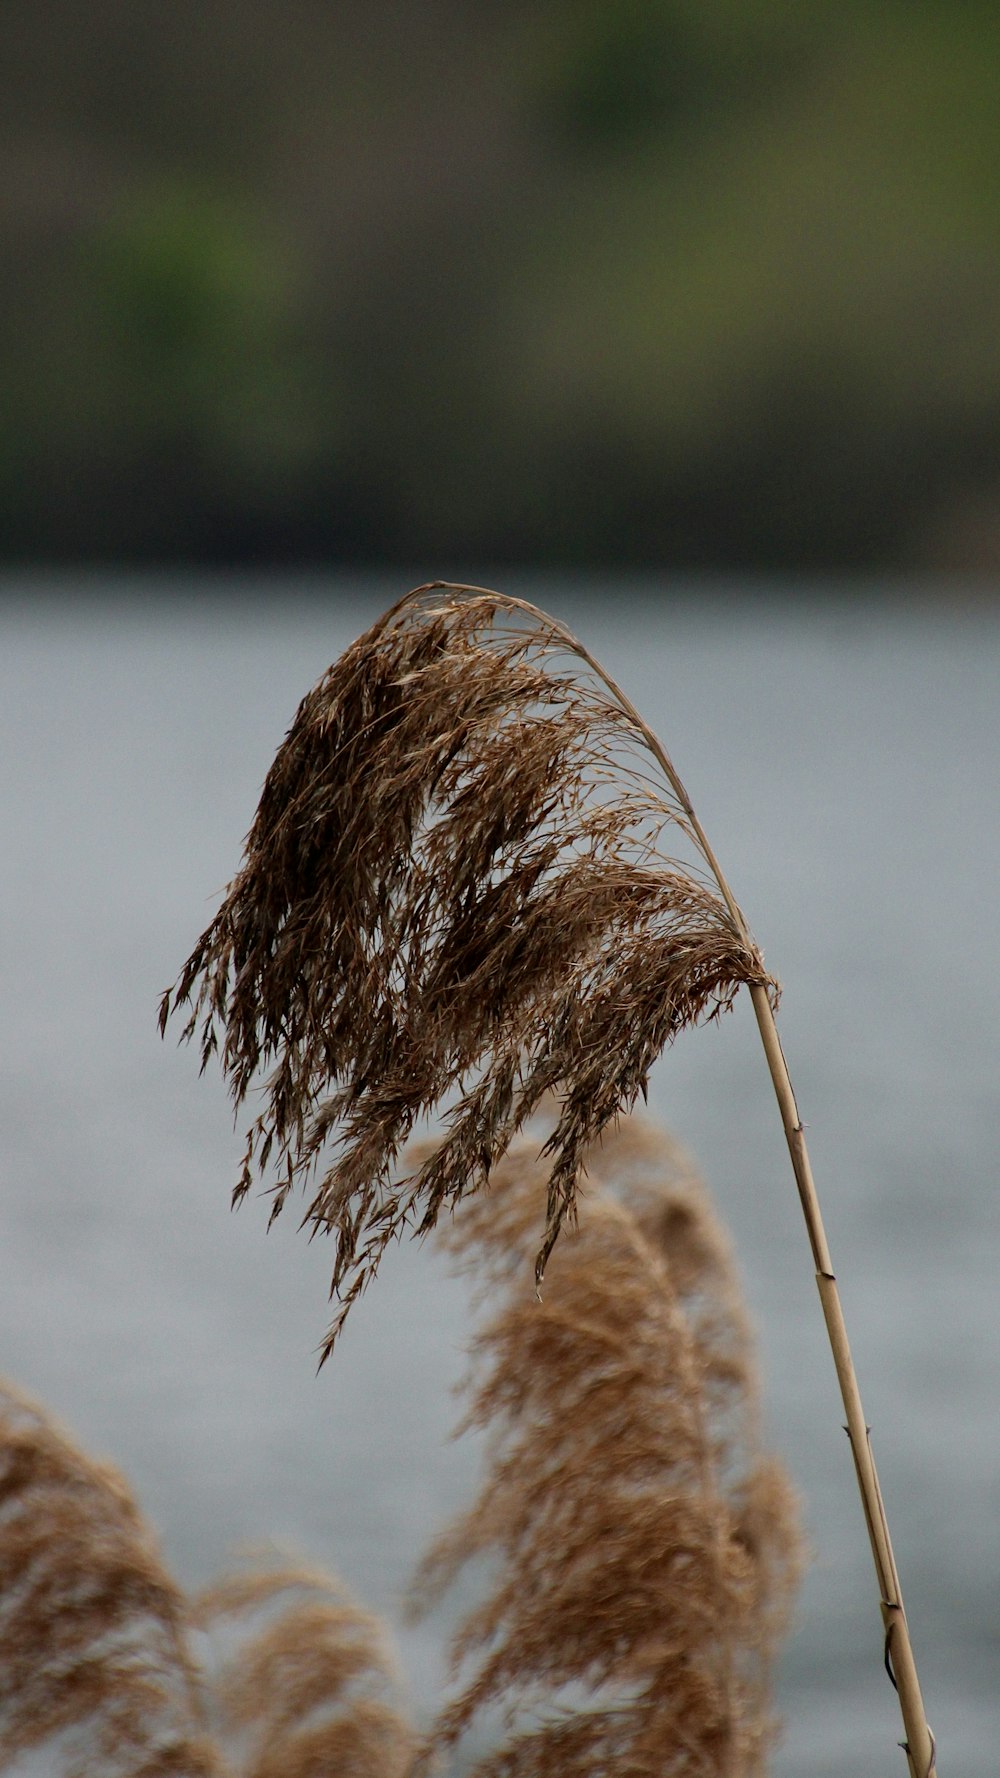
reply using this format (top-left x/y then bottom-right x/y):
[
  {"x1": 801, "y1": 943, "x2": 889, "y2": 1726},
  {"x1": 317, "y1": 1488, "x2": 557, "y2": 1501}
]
[
  {"x1": 0, "y1": 1378, "x2": 225, "y2": 1777},
  {"x1": 408, "y1": 1112, "x2": 802, "y2": 1778},
  {"x1": 0, "y1": 1382, "x2": 417, "y2": 1777},
  {"x1": 193, "y1": 1557, "x2": 419, "y2": 1778},
  {"x1": 162, "y1": 581, "x2": 938, "y2": 1773},
  {"x1": 161, "y1": 585, "x2": 774, "y2": 1358}
]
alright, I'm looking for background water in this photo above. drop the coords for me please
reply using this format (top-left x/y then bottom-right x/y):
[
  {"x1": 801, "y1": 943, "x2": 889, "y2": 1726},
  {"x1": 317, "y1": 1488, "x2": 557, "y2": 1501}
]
[{"x1": 0, "y1": 579, "x2": 996, "y2": 1774}]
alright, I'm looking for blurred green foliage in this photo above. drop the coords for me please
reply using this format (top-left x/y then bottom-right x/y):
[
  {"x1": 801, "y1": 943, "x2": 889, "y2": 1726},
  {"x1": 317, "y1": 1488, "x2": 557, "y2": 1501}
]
[
  {"x1": 3, "y1": 0, "x2": 1000, "y2": 570},
  {"x1": 85, "y1": 186, "x2": 319, "y2": 481}
]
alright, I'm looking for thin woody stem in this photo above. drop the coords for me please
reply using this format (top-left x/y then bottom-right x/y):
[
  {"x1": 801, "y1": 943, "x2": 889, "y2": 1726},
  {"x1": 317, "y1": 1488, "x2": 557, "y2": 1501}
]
[
  {"x1": 633, "y1": 663, "x2": 938, "y2": 1776},
  {"x1": 745, "y1": 981, "x2": 936, "y2": 1778},
  {"x1": 600, "y1": 632, "x2": 938, "y2": 1775},
  {"x1": 415, "y1": 583, "x2": 938, "y2": 1774}
]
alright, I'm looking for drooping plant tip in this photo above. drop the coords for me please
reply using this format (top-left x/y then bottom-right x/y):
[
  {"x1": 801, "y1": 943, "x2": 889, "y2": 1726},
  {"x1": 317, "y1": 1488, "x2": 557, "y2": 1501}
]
[{"x1": 161, "y1": 583, "x2": 776, "y2": 1356}]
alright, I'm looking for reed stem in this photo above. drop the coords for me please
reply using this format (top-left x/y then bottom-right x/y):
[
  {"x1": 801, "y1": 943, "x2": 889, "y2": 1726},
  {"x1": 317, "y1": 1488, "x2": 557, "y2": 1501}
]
[
  {"x1": 745, "y1": 980, "x2": 936, "y2": 1778},
  {"x1": 428, "y1": 586, "x2": 940, "y2": 1773},
  {"x1": 519, "y1": 581, "x2": 939, "y2": 1775},
  {"x1": 673, "y1": 756, "x2": 936, "y2": 1774}
]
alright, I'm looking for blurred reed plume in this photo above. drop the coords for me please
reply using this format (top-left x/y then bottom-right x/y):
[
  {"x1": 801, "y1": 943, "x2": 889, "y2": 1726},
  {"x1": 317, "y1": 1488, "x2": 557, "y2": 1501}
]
[
  {"x1": 161, "y1": 584, "x2": 774, "y2": 1358},
  {"x1": 162, "y1": 581, "x2": 937, "y2": 1772},
  {"x1": 0, "y1": 1382, "x2": 416, "y2": 1777},
  {"x1": 0, "y1": 1113, "x2": 800, "y2": 1777},
  {"x1": 193, "y1": 1557, "x2": 419, "y2": 1778},
  {"x1": 411, "y1": 1112, "x2": 802, "y2": 1778},
  {"x1": 0, "y1": 1378, "x2": 221, "y2": 1777}
]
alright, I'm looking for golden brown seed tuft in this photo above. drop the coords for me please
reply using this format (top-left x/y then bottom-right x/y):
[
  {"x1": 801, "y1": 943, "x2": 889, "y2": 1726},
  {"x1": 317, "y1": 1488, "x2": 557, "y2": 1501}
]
[
  {"x1": 408, "y1": 1112, "x2": 803, "y2": 1778},
  {"x1": 0, "y1": 1379, "x2": 226, "y2": 1777},
  {"x1": 194, "y1": 1557, "x2": 419, "y2": 1778},
  {"x1": 162, "y1": 585, "x2": 776, "y2": 1353}
]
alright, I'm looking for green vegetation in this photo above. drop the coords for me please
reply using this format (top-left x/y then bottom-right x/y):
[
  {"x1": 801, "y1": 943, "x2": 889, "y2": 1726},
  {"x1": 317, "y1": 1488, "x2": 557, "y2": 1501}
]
[{"x1": 4, "y1": 1, "x2": 1000, "y2": 569}]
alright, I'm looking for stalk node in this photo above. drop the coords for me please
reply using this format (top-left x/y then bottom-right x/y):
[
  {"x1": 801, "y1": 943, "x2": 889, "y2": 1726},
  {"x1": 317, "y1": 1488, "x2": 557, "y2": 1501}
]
[
  {"x1": 898, "y1": 1733, "x2": 935, "y2": 1777},
  {"x1": 885, "y1": 1618, "x2": 899, "y2": 1690}
]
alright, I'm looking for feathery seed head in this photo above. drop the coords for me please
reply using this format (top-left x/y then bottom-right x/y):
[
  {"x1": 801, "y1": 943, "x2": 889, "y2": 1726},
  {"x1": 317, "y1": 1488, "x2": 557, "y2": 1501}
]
[
  {"x1": 409, "y1": 1113, "x2": 803, "y2": 1778},
  {"x1": 162, "y1": 584, "x2": 777, "y2": 1355},
  {"x1": 193, "y1": 1557, "x2": 418, "y2": 1778},
  {"x1": 0, "y1": 1380, "x2": 224, "y2": 1777}
]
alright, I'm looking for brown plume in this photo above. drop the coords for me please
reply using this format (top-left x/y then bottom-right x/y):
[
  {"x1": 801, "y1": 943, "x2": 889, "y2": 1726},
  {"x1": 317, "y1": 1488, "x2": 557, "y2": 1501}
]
[
  {"x1": 194, "y1": 1557, "x2": 419, "y2": 1778},
  {"x1": 0, "y1": 1118, "x2": 800, "y2": 1776},
  {"x1": 409, "y1": 1112, "x2": 803, "y2": 1778},
  {"x1": 0, "y1": 1379, "x2": 224, "y2": 1777},
  {"x1": 0, "y1": 1384, "x2": 417, "y2": 1778},
  {"x1": 161, "y1": 584, "x2": 776, "y2": 1357}
]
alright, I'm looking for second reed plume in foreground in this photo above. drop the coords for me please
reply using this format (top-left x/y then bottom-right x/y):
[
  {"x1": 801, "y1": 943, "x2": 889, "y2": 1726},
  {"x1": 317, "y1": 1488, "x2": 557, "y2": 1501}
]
[{"x1": 0, "y1": 1116, "x2": 800, "y2": 1776}]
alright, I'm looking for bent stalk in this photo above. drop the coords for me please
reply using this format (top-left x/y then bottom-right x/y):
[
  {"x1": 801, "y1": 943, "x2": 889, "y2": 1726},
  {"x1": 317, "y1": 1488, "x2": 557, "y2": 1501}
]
[
  {"x1": 421, "y1": 583, "x2": 937, "y2": 1775},
  {"x1": 746, "y1": 981, "x2": 936, "y2": 1778},
  {"x1": 165, "y1": 578, "x2": 938, "y2": 1774},
  {"x1": 525, "y1": 584, "x2": 937, "y2": 1777}
]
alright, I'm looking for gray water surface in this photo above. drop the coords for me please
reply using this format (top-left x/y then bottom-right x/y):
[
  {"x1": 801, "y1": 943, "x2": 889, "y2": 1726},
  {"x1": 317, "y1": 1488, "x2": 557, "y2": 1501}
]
[{"x1": 0, "y1": 579, "x2": 996, "y2": 1773}]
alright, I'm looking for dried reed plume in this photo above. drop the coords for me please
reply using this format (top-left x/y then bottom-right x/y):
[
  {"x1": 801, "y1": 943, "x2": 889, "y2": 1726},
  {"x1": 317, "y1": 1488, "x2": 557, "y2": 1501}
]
[
  {"x1": 0, "y1": 1381, "x2": 417, "y2": 1778},
  {"x1": 162, "y1": 581, "x2": 937, "y2": 1774},
  {"x1": 194, "y1": 1557, "x2": 419, "y2": 1778},
  {"x1": 0, "y1": 1379, "x2": 223, "y2": 1777},
  {"x1": 0, "y1": 1102, "x2": 798, "y2": 1778},
  {"x1": 409, "y1": 1113, "x2": 802, "y2": 1778},
  {"x1": 161, "y1": 584, "x2": 774, "y2": 1357}
]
